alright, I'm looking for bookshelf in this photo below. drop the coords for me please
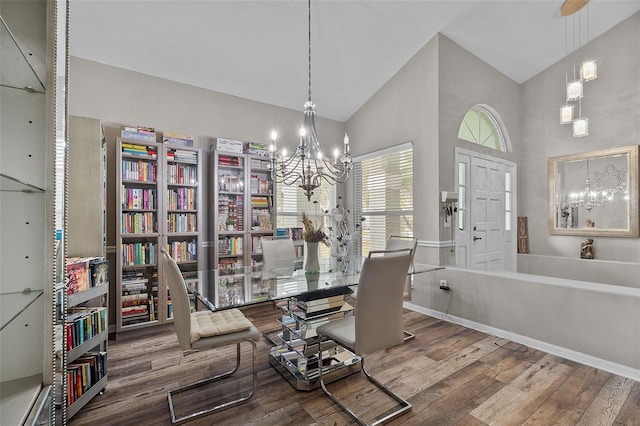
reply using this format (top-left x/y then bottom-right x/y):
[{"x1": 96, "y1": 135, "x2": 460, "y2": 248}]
[
  {"x1": 211, "y1": 142, "x2": 276, "y2": 306},
  {"x1": 115, "y1": 137, "x2": 203, "y2": 332},
  {"x1": 212, "y1": 147, "x2": 276, "y2": 269},
  {"x1": 63, "y1": 257, "x2": 109, "y2": 419}
]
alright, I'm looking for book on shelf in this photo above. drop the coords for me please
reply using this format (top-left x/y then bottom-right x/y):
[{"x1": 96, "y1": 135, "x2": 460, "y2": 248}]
[
  {"x1": 121, "y1": 126, "x2": 157, "y2": 143},
  {"x1": 163, "y1": 131, "x2": 194, "y2": 147},
  {"x1": 66, "y1": 257, "x2": 108, "y2": 295}
]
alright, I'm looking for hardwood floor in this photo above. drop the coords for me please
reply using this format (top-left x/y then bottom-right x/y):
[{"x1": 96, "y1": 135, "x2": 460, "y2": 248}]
[{"x1": 69, "y1": 304, "x2": 639, "y2": 425}]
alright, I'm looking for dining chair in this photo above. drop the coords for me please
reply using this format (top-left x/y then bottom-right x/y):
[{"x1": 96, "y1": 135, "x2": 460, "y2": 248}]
[
  {"x1": 385, "y1": 235, "x2": 418, "y2": 301},
  {"x1": 161, "y1": 249, "x2": 261, "y2": 425},
  {"x1": 316, "y1": 248, "x2": 413, "y2": 425},
  {"x1": 260, "y1": 236, "x2": 296, "y2": 279}
]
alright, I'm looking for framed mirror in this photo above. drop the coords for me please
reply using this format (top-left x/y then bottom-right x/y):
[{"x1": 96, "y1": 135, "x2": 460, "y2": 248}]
[{"x1": 548, "y1": 145, "x2": 639, "y2": 237}]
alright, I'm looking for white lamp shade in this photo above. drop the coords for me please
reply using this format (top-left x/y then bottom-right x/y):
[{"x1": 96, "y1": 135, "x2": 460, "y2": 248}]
[
  {"x1": 560, "y1": 104, "x2": 574, "y2": 124},
  {"x1": 573, "y1": 118, "x2": 589, "y2": 137},
  {"x1": 581, "y1": 60, "x2": 598, "y2": 81},
  {"x1": 567, "y1": 80, "x2": 583, "y2": 101}
]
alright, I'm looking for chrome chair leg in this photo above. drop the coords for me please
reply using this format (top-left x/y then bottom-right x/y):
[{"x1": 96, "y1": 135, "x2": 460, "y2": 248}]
[
  {"x1": 317, "y1": 335, "x2": 412, "y2": 426},
  {"x1": 167, "y1": 339, "x2": 258, "y2": 425}
]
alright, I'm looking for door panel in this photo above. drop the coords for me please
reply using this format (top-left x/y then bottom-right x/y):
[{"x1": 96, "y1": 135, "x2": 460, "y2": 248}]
[{"x1": 470, "y1": 157, "x2": 504, "y2": 270}]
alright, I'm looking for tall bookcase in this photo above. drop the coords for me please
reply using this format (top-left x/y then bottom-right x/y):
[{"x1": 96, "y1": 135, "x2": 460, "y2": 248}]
[
  {"x1": 211, "y1": 145, "x2": 276, "y2": 306},
  {"x1": 115, "y1": 138, "x2": 202, "y2": 332},
  {"x1": 63, "y1": 257, "x2": 109, "y2": 419}
]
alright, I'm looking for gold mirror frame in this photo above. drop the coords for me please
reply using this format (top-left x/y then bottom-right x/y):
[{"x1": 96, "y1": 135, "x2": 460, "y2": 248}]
[{"x1": 548, "y1": 145, "x2": 639, "y2": 237}]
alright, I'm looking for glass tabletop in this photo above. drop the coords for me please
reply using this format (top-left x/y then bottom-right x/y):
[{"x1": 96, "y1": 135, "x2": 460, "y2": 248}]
[{"x1": 188, "y1": 262, "x2": 443, "y2": 311}]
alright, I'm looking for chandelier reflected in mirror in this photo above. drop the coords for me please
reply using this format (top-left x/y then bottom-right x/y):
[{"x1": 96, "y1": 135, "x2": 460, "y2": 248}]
[
  {"x1": 567, "y1": 160, "x2": 627, "y2": 211},
  {"x1": 268, "y1": 0, "x2": 352, "y2": 201}
]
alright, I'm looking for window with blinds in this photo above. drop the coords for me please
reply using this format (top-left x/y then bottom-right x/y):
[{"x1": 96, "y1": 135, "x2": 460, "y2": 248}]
[
  {"x1": 354, "y1": 143, "x2": 413, "y2": 257},
  {"x1": 276, "y1": 179, "x2": 335, "y2": 258}
]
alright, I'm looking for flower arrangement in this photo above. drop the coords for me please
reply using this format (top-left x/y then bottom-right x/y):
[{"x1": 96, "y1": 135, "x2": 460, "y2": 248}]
[{"x1": 301, "y1": 211, "x2": 329, "y2": 245}]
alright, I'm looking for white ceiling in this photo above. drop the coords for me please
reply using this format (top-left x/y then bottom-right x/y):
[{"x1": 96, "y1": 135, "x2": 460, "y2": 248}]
[{"x1": 69, "y1": 0, "x2": 640, "y2": 122}]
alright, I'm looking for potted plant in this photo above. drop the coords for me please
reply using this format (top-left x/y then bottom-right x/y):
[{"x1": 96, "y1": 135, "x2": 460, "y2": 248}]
[
  {"x1": 301, "y1": 212, "x2": 328, "y2": 272},
  {"x1": 226, "y1": 218, "x2": 236, "y2": 231}
]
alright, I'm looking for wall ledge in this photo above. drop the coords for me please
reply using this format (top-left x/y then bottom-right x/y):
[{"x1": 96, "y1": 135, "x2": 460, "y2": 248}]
[{"x1": 404, "y1": 301, "x2": 640, "y2": 382}]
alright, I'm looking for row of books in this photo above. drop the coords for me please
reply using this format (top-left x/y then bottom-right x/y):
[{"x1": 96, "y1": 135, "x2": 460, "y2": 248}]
[
  {"x1": 250, "y1": 174, "x2": 272, "y2": 194},
  {"x1": 121, "y1": 187, "x2": 156, "y2": 210},
  {"x1": 121, "y1": 241, "x2": 156, "y2": 266},
  {"x1": 67, "y1": 351, "x2": 107, "y2": 407},
  {"x1": 122, "y1": 159, "x2": 157, "y2": 182},
  {"x1": 218, "y1": 257, "x2": 243, "y2": 271},
  {"x1": 219, "y1": 236, "x2": 243, "y2": 256},
  {"x1": 250, "y1": 157, "x2": 271, "y2": 170},
  {"x1": 66, "y1": 257, "x2": 109, "y2": 295},
  {"x1": 276, "y1": 227, "x2": 304, "y2": 240},
  {"x1": 251, "y1": 196, "x2": 270, "y2": 208},
  {"x1": 122, "y1": 212, "x2": 157, "y2": 234},
  {"x1": 166, "y1": 239, "x2": 197, "y2": 262},
  {"x1": 166, "y1": 163, "x2": 197, "y2": 185},
  {"x1": 66, "y1": 307, "x2": 107, "y2": 350},
  {"x1": 219, "y1": 173, "x2": 243, "y2": 193},
  {"x1": 218, "y1": 155, "x2": 241, "y2": 167},
  {"x1": 167, "y1": 212, "x2": 197, "y2": 233},
  {"x1": 167, "y1": 148, "x2": 197, "y2": 162},
  {"x1": 167, "y1": 187, "x2": 196, "y2": 210}
]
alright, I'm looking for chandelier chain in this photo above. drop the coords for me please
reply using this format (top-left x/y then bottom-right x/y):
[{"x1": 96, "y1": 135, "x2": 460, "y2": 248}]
[{"x1": 308, "y1": 0, "x2": 312, "y2": 103}]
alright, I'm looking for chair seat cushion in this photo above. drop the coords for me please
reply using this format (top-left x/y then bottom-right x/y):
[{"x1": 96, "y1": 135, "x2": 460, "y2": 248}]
[{"x1": 190, "y1": 308, "x2": 253, "y2": 343}]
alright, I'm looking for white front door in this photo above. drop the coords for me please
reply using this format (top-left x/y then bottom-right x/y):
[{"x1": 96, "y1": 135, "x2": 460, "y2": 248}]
[
  {"x1": 470, "y1": 157, "x2": 504, "y2": 269},
  {"x1": 454, "y1": 148, "x2": 516, "y2": 271}
]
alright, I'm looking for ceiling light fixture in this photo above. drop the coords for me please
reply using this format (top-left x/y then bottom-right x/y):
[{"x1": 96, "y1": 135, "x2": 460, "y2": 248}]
[
  {"x1": 559, "y1": 0, "x2": 595, "y2": 137},
  {"x1": 268, "y1": 0, "x2": 352, "y2": 201}
]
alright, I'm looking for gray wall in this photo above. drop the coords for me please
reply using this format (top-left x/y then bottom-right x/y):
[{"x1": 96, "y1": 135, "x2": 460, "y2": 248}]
[
  {"x1": 70, "y1": 57, "x2": 346, "y2": 150},
  {"x1": 520, "y1": 13, "x2": 640, "y2": 263},
  {"x1": 346, "y1": 33, "x2": 522, "y2": 265},
  {"x1": 69, "y1": 56, "x2": 346, "y2": 257}
]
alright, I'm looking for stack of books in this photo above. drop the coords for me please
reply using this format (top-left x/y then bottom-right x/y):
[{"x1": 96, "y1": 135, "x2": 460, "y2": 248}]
[
  {"x1": 121, "y1": 126, "x2": 157, "y2": 143},
  {"x1": 163, "y1": 131, "x2": 193, "y2": 147},
  {"x1": 244, "y1": 142, "x2": 269, "y2": 156},
  {"x1": 121, "y1": 142, "x2": 157, "y2": 158}
]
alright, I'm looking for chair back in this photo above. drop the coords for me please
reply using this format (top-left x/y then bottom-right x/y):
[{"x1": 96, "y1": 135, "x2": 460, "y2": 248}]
[
  {"x1": 385, "y1": 235, "x2": 417, "y2": 265},
  {"x1": 354, "y1": 249, "x2": 413, "y2": 356},
  {"x1": 385, "y1": 235, "x2": 417, "y2": 299},
  {"x1": 260, "y1": 237, "x2": 296, "y2": 278},
  {"x1": 161, "y1": 249, "x2": 192, "y2": 351}
]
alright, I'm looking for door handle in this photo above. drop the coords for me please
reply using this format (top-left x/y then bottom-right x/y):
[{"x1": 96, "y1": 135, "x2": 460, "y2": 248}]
[{"x1": 473, "y1": 236, "x2": 482, "y2": 241}]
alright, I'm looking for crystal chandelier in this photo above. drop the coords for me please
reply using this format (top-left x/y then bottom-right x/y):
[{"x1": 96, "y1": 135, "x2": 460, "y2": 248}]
[
  {"x1": 568, "y1": 160, "x2": 609, "y2": 211},
  {"x1": 268, "y1": 0, "x2": 352, "y2": 201}
]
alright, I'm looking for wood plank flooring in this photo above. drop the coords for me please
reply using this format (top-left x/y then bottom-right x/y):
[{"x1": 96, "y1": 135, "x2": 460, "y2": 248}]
[{"x1": 69, "y1": 303, "x2": 639, "y2": 426}]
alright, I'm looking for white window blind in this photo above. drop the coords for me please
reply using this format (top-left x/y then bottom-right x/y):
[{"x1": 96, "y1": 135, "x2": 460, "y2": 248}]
[
  {"x1": 276, "y1": 176, "x2": 335, "y2": 258},
  {"x1": 354, "y1": 143, "x2": 413, "y2": 257}
]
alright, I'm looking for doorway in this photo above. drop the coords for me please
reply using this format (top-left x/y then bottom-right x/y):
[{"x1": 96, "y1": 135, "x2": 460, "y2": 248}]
[{"x1": 454, "y1": 148, "x2": 516, "y2": 271}]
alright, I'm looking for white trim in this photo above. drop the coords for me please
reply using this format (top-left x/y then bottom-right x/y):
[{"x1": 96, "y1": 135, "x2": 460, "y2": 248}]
[
  {"x1": 418, "y1": 240, "x2": 454, "y2": 248},
  {"x1": 404, "y1": 302, "x2": 640, "y2": 382},
  {"x1": 351, "y1": 141, "x2": 413, "y2": 163}
]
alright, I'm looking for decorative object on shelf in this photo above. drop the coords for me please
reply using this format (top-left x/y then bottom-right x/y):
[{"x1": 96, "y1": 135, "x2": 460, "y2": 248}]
[
  {"x1": 267, "y1": 0, "x2": 352, "y2": 201},
  {"x1": 580, "y1": 238, "x2": 594, "y2": 259},
  {"x1": 301, "y1": 211, "x2": 328, "y2": 272},
  {"x1": 326, "y1": 196, "x2": 365, "y2": 274},
  {"x1": 559, "y1": 0, "x2": 596, "y2": 137}
]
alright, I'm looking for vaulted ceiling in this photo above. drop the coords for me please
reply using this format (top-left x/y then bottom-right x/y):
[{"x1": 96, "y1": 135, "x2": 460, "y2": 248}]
[{"x1": 69, "y1": 1, "x2": 640, "y2": 122}]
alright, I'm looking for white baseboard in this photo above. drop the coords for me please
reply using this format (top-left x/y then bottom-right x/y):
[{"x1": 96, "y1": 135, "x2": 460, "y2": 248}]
[{"x1": 404, "y1": 302, "x2": 640, "y2": 382}]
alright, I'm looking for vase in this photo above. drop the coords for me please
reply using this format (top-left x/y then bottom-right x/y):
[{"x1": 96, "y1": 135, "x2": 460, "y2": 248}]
[{"x1": 304, "y1": 242, "x2": 320, "y2": 272}]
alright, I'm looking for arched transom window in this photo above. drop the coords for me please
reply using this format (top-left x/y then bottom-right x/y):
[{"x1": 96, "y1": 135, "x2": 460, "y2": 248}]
[{"x1": 457, "y1": 105, "x2": 508, "y2": 152}]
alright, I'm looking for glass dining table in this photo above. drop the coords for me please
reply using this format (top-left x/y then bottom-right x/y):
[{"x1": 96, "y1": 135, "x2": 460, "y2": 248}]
[{"x1": 185, "y1": 261, "x2": 443, "y2": 390}]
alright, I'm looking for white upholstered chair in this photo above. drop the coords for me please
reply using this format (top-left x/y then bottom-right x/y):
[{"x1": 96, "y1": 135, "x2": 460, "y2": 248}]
[
  {"x1": 260, "y1": 236, "x2": 296, "y2": 279},
  {"x1": 316, "y1": 248, "x2": 413, "y2": 425},
  {"x1": 161, "y1": 249, "x2": 260, "y2": 424}
]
